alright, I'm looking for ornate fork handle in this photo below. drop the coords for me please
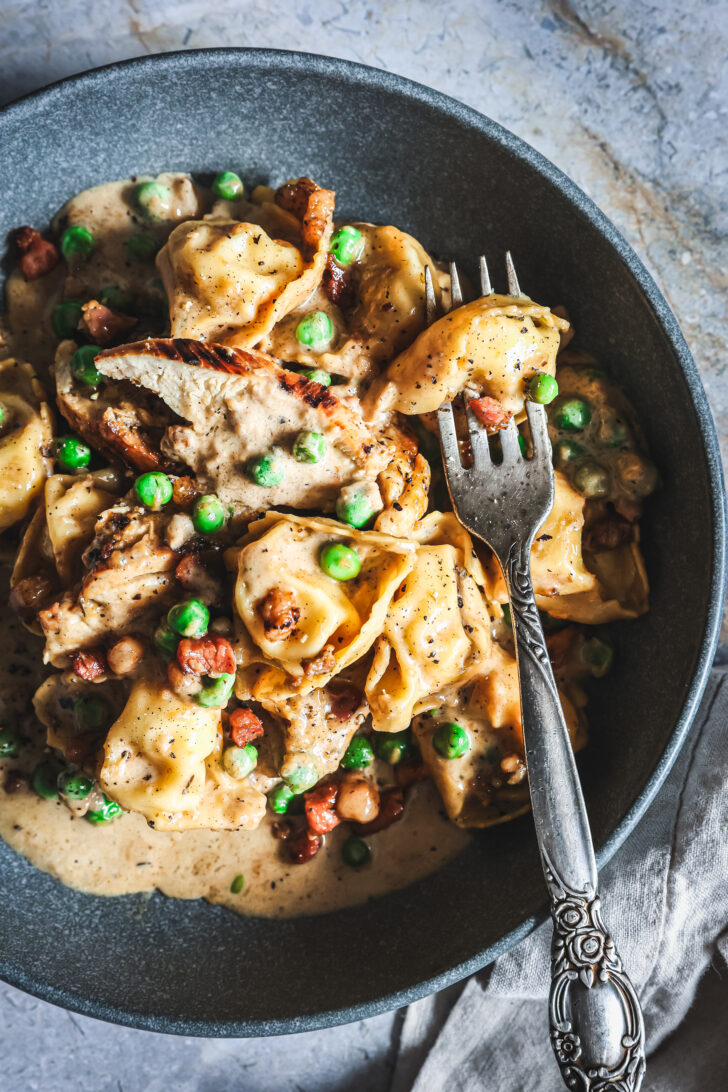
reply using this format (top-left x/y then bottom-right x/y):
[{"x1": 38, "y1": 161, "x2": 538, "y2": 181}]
[{"x1": 499, "y1": 538, "x2": 646, "y2": 1091}]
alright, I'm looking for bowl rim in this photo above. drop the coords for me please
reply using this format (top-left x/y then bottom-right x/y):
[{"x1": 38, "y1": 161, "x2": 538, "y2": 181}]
[{"x1": 0, "y1": 45, "x2": 725, "y2": 1038}]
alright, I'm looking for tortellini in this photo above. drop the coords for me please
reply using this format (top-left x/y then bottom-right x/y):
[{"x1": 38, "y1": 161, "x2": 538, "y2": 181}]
[
  {"x1": 10, "y1": 471, "x2": 121, "y2": 635},
  {"x1": 366, "y1": 513, "x2": 493, "y2": 733},
  {"x1": 262, "y1": 224, "x2": 450, "y2": 383},
  {"x1": 99, "y1": 676, "x2": 266, "y2": 832},
  {"x1": 0, "y1": 358, "x2": 53, "y2": 532},
  {"x1": 413, "y1": 646, "x2": 586, "y2": 828},
  {"x1": 33, "y1": 672, "x2": 126, "y2": 762},
  {"x1": 382, "y1": 294, "x2": 569, "y2": 416},
  {"x1": 262, "y1": 684, "x2": 368, "y2": 783},
  {"x1": 158, "y1": 189, "x2": 333, "y2": 348},
  {"x1": 231, "y1": 512, "x2": 416, "y2": 701},
  {"x1": 485, "y1": 471, "x2": 647, "y2": 623},
  {"x1": 43, "y1": 473, "x2": 120, "y2": 585}
]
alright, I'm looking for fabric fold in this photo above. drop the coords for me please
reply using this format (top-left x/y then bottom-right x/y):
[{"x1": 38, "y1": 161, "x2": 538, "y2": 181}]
[{"x1": 392, "y1": 670, "x2": 728, "y2": 1092}]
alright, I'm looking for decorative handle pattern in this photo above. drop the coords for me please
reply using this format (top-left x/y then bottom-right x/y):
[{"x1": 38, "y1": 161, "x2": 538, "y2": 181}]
[
  {"x1": 501, "y1": 539, "x2": 646, "y2": 1091},
  {"x1": 504, "y1": 539, "x2": 560, "y2": 698},
  {"x1": 544, "y1": 848, "x2": 646, "y2": 1091}
]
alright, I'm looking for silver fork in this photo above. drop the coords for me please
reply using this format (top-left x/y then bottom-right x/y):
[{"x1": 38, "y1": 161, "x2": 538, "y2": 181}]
[{"x1": 429, "y1": 258, "x2": 646, "y2": 1091}]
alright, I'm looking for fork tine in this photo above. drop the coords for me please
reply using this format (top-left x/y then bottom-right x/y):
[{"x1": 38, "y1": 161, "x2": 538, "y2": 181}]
[
  {"x1": 437, "y1": 402, "x2": 462, "y2": 473},
  {"x1": 449, "y1": 262, "x2": 463, "y2": 309},
  {"x1": 424, "y1": 265, "x2": 438, "y2": 326},
  {"x1": 525, "y1": 401, "x2": 551, "y2": 458},
  {"x1": 500, "y1": 418, "x2": 522, "y2": 463},
  {"x1": 505, "y1": 251, "x2": 521, "y2": 297},
  {"x1": 479, "y1": 255, "x2": 492, "y2": 296},
  {"x1": 466, "y1": 405, "x2": 492, "y2": 468}
]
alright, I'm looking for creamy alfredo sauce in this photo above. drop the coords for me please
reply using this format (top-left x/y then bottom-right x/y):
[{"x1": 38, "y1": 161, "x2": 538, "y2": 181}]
[{"x1": 0, "y1": 773, "x2": 469, "y2": 918}]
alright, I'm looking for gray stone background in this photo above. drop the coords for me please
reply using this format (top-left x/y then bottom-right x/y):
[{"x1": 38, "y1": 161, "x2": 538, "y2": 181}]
[{"x1": 0, "y1": 1, "x2": 725, "y2": 1088}]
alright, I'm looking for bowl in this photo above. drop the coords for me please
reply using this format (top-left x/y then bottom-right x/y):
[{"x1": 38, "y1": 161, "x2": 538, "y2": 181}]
[{"x1": 0, "y1": 48, "x2": 724, "y2": 1036}]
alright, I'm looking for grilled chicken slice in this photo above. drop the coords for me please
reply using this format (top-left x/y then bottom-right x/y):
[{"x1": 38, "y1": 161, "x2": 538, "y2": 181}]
[
  {"x1": 55, "y1": 340, "x2": 181, "y2": 473},
  {"x1": 94, "y1": 338, "x2": 394, "y2": 514},
  {"x1": 39, "y1": 504, "x2": 178, "y2": 667}
]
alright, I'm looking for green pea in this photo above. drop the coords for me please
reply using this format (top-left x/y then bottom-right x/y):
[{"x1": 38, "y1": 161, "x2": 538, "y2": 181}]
[
  {"x1": 342, "y1": 836, "x2": 371, "y2": 869},
  {"x1": 212, "y1": 171, "x2": 244, "y2": 201},
  {"x1": 196, "y1": 672, "x2": 235, "y2": 708},
  {"x1": 230, "y1": 873, "x2": 245, "y2": 894},
  {"x1": 268, "y1": 782, "x2": 296, "y2": 814},
  {"x1": 293, "y1": 430, "x2": 326, "y2": 464},
  {"x1": 192, "y1": 494, "x2": 226, "y2": 534},
  {"x1": 72, "y1": 696, "x2": 109, "y2": 732},
  {"x1": 70, "y1": 345, "x2": 103, "y2": 387},
  {"x1": 329, "y1": 226, "x2": 363, "y2": 265},
  {"x1": 60, "y1": 225, "x2": 95, "y2": 262},
  {"x1": 299, "y1": 368, "x2": 332, "y2": 387},
  {"x1": 168, "y1": 599, "x2": 210, "y2": 638},
  {"x1": 598, "y1": 416, "x2": 629, "y2": 448},
  {"x1": 500, "y1": 602, "x2": 512, "y2": 628},
  {"x1": 341, "y1": 736, "x2": 374, "y2": 771},
  {"x1": 284, "y1": 764, "x2": 319, "y2": 794},
  {"x1": 319, "y1": 542, "x2": 362, "y2": 581},
  {"x1": 572, "y1": 460, "x2": 609, "y2": 498},
  {"x1": 581, "y1": 637, "x2": 614, "y2": 678},
  {"x1": 32, "y1": 760, "x2": 60, "y2": 799},
  {"x1": 553, "y1": 398, "x2": 592, "y2": 431},
  {"x1": 335, "y1": 489, "x2": 375, "y2": 529},
  {"x1": 134, "y1": 471, "x2": 173, "y2": 509},
  {"x1": 58, "y1": 769, "x2": 94, "y2": 800},
  {"x1": 86, "y1": 794, "x2": 123, "y2": 823},
  {"x1": 433, "y1": 722, "x2": 470, "y2": 760},
  {"x1": 616, "y1": 452, "x2": 658, "y2": 498},
  {"x1": 53, "y1": 435, "x2": 91, "y2": 472},
  {"x1": 526, "y1": 373, "x2": 559, "y2": 405},
  {"x1": 100, "y1": 285, "x2": 134, "y2": 312},
  {"x1": 223, "y1": 743, "x2": 258, "y2": 779},
  {"x1": 134, "y1": 181, "x2": 173, "y2": 221},
  {"x1": 374, "y1": 729, "x2": 411, "y2": 765},
  {"x1": 518, "y1": 433, "x2": 527, "y2": 457},
  {"x1": 0, "y1": 727, "x2": 20, "y2": 758},
  {"x1": 553, "y1": 439, "x2": 585, "y2": 469},
  {"x1": 153, "y1": 620, "x2": 179, "y2": 661},
  {"x1": 247, "y1": 452, "x2": 284, "y2": 488},
  {"x1": 295, "y1": 311, "x2": 333, "y2": 351},
  {"x1": 51, "y1": 300, "x2": 83, "y2": 339},
  {"x1": 126, "y1": 233, "x2": 160, "y2": 261}
]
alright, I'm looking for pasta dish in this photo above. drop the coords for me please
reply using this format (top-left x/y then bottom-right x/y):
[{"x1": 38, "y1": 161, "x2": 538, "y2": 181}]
[{"x1": 0, "y1": 172, "x2": 656, "y2": 916}]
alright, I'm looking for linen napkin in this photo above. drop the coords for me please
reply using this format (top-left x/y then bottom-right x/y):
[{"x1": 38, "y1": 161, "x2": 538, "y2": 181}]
[{"x1": 391, "y1": 667, "x2": 728, "y2": 1091}]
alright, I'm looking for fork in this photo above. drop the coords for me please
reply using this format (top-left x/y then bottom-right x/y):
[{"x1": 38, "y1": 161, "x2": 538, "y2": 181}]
[{"x1": 429, "y1": 257, "x2": 646, "y2": 1091}]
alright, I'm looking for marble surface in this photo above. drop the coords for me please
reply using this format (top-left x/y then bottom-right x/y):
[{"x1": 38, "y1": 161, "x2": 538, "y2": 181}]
[{"x1": 0, "y1": 1, "x2": 726, "y2": 1088}]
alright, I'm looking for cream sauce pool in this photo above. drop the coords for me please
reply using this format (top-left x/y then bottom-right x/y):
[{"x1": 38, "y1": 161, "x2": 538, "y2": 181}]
[{"x1": 0, "y1": 772, "x2": 469, "y2": 918}]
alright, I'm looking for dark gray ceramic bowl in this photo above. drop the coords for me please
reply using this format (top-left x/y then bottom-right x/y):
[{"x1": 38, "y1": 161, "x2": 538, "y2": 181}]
[{"x1": 0, "y1": 48, "x2": 724, "y2": 1036}]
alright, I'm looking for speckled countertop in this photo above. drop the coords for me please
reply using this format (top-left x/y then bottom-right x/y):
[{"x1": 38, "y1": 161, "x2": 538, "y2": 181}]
[{"x1": 1, "y1": 2, "x2": 726, "y2": 1089}]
